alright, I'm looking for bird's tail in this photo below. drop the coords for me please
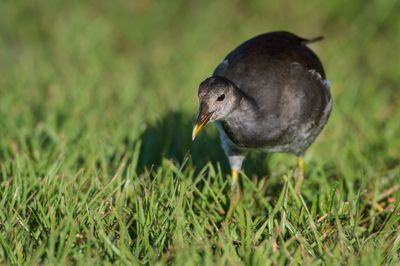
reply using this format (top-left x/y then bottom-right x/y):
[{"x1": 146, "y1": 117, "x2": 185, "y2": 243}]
[{"x1": 302, "y1": 35, "x2": 324, "y2": 44}]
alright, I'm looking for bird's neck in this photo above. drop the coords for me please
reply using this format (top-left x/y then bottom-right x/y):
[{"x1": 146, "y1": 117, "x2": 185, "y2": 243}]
[
  {"x1": 219, "y1": 96, "x2": 259, "y2": 147},
  {"x1": 224, "y1": 96, "x2": 258, "y2": 125}
]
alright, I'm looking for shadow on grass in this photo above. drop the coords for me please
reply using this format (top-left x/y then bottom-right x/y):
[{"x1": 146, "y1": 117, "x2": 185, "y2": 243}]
[{"x1": 137, "y1": 111, "x2": 270, "y2": 177}]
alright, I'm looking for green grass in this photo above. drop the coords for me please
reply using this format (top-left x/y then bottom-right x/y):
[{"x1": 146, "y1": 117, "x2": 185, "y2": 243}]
[{"x1": 1, "y1": 0, "x2": 400, "y2": 265}]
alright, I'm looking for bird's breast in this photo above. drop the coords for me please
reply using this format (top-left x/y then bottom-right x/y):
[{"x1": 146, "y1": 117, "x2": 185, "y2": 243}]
[{"x1": 221, "y1": 115, "x2": 288, "y2": 149}]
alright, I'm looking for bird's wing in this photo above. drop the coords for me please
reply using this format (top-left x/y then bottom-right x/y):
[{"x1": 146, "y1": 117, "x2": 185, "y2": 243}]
[
  {"x1": 289, "y1": 62, "x2": 331, "y2": 94},
  {"x1": 212, "y1": 32, "x2": 326, "y2": 106},
  {"x1": 285, "y1": 62, "x2": 332, "y2": 124}
]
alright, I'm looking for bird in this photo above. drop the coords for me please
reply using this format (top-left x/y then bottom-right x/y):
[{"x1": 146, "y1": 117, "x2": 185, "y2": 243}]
[{"x1": 192, "y1": 31, "x2": 332, "y2": 218}]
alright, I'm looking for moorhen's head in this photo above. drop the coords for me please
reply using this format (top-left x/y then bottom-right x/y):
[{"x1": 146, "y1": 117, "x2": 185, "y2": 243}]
[{"x1": 192, "y1": 76, "x2": 241, "y2": 140}]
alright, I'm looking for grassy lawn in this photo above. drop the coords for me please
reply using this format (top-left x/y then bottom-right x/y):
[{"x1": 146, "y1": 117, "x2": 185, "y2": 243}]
[{"x1": 0, "y1": 0, "x2": 399, "y2": 265}]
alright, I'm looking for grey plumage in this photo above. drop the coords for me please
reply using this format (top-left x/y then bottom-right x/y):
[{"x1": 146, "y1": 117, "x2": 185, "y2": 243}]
[{"x1": 194, "y1": 31, "x2": 332, "y2": 172}]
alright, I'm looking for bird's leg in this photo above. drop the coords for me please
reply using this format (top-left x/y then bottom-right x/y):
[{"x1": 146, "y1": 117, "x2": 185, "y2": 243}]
[
  {"x1": 295, "y1": 156, "x2": 305, "y2": 193},
  {"x1": 226, "y1": 168, "x2": 241, "y2": 220}
]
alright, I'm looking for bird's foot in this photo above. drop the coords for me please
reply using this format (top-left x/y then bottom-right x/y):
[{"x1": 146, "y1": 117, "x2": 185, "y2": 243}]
[{"x1": 226, "y1": 169, "x2": 242, "y2": 220}]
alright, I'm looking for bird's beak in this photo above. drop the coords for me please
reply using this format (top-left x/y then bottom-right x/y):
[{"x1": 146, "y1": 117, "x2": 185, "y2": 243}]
[{"x1": 192, "y1": 103, "x2": 213, "y2": 141}]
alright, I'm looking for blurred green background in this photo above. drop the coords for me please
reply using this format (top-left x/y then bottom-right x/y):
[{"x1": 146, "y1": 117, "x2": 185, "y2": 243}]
[{"x1": 0, "y1": 0, "x2": 399, "y2": 264}]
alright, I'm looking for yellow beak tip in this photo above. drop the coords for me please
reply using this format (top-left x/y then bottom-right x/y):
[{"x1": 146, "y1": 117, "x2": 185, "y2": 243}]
[{"x1": 192, "y1": 124, "x2": 202, "y2": 141}]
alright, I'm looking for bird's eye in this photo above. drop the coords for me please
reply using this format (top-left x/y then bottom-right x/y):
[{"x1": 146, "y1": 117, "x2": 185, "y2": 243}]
[{"x1": 217, "y1": 94, "x2": 225, "y2": 101}]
